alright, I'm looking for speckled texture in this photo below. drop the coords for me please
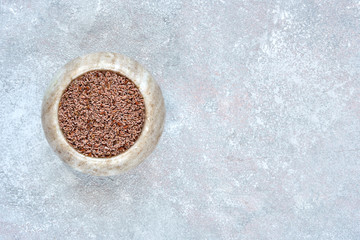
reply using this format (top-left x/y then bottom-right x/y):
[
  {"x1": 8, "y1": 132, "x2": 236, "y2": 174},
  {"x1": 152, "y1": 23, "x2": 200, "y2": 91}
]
[
  {"x1": 42, "y1": 52, "x2": 165, "y2": 176},
  {"x1": 1, "y1": 0, "x2": 360, "y2": 239}
]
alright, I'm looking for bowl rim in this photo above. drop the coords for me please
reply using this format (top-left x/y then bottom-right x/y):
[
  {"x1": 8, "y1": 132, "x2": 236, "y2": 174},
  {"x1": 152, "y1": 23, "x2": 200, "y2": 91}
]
[{"x1": 41, "y1": 52, "x2": 165, "y2": 176}]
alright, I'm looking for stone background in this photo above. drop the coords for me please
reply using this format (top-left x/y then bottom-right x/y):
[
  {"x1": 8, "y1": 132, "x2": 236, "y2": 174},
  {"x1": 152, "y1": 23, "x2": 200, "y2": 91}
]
[{"x1": 1, "y1": 0, "x2": 360, "y2": 239}]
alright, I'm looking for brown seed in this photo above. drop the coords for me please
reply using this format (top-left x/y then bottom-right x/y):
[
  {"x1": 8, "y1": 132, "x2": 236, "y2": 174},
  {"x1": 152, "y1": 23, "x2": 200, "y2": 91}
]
[{"x1": 58, "y1": 70, "x2": 145, "y2": 158}]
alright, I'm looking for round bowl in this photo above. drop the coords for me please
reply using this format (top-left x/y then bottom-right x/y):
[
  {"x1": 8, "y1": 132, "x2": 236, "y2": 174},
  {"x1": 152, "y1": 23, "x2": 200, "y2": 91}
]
[{"x1": 41, "y1": 52, "x2": 165, "y2": 176}]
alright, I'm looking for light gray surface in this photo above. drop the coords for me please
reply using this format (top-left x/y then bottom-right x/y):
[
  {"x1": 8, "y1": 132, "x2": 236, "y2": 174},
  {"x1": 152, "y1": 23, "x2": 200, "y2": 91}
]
[{"x1": 1, "y1": 0, "x2": 360, "y2": 239}]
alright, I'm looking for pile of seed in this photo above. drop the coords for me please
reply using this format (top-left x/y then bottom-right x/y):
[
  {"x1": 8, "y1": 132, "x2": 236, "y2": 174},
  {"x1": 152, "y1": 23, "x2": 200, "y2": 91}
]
[{"x1": 58, "y1": 70, "x2": 145, "y2": 158}]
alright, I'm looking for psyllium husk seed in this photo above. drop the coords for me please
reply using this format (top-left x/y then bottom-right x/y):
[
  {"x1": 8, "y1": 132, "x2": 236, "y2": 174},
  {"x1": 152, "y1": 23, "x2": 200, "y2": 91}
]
[{"x1": 58, "y1": 70, "x2": 145, "y2": 158}]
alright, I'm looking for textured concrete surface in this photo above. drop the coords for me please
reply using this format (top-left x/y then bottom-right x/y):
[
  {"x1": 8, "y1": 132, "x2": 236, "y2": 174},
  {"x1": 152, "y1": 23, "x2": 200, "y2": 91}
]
[{"x1": 1, "y1": 0, "x2": 360, "y2": 239}]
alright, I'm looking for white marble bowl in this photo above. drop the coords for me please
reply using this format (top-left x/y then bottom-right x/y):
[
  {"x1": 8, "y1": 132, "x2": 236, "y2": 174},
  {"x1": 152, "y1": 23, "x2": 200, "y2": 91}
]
[{"x1": 42, "y1": 52, "x2": 165, "y2": 176}]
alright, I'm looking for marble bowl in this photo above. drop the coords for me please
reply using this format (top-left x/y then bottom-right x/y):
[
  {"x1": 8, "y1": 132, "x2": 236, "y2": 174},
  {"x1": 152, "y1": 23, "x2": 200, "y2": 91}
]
[{"x1": 42, "y1": 52, "x2": 165, "y2": 176}]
